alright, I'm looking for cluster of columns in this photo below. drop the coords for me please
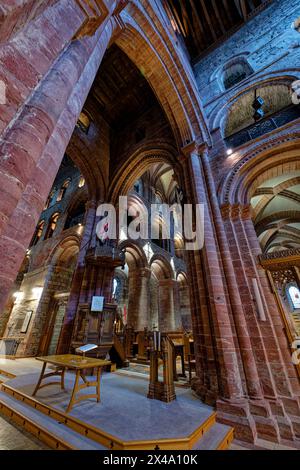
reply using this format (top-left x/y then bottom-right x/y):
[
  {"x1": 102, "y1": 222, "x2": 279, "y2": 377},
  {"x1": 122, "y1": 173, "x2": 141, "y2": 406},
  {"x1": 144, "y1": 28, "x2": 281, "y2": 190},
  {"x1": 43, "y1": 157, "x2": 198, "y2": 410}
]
[
  {"x1": 126, "y1": 267, "x2": 183, "y2": 333},
  {"x1": 180, "y1": 143, "x2": 300, "y2": 442}
]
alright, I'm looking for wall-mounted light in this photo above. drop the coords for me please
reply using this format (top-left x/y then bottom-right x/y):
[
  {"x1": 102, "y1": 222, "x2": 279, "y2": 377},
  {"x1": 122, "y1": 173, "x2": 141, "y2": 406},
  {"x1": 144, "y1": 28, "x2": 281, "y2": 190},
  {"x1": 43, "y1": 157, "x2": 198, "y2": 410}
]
[
  {"x1": 13, "y1": 291, "x2": 24, "y2": 303},
  {"x1": 292, "y1": 18, "x2": 300, "y2": 33},
  {"x1": 226, "y1": 148, "x2": 233, "y2": 156},
  {"x1": 32, "y1": 287, "x2": 43, "y2": 299}
]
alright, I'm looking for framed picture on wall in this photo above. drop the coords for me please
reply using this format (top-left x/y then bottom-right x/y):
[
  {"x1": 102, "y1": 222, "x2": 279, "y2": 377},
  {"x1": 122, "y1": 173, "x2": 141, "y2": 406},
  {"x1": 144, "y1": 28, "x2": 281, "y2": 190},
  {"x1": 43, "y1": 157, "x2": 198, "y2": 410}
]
[{"x1": 21, "y1": 310, "x2": 33, "y2": 334}]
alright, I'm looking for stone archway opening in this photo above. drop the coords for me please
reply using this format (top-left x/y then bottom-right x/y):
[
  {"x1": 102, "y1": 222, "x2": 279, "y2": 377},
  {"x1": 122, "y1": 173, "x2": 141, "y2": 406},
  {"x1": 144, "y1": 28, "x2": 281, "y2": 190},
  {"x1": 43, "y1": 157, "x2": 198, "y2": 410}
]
[{"x1": 248, "y1": 162, "x2": 300, "y2": 343}]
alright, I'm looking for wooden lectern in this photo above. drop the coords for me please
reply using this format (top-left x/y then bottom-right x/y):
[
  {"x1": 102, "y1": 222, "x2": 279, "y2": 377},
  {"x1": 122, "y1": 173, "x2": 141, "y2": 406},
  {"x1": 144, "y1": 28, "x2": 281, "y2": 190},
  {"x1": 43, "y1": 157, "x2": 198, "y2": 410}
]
[{"x1": 147, "y1": 332, "x2": 176, "y2": 403}]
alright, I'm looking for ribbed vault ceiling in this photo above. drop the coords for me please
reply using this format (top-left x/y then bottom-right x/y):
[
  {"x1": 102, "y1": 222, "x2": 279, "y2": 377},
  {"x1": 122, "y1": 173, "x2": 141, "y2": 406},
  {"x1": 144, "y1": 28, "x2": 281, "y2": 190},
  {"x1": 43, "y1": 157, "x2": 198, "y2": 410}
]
[{"x1": 251, "y1": 172, "x2": 300, "y2": 253}]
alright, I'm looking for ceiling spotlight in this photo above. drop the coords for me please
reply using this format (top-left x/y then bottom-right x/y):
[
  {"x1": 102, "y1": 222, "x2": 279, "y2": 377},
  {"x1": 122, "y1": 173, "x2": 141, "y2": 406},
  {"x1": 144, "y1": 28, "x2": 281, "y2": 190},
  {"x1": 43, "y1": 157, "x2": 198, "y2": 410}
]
[
  {"x1": 293, "y1": 18, "x2": 300, "y2": 33},
  {"x1": 226, "y1": 148, "x2": 233, "y2": 156}
]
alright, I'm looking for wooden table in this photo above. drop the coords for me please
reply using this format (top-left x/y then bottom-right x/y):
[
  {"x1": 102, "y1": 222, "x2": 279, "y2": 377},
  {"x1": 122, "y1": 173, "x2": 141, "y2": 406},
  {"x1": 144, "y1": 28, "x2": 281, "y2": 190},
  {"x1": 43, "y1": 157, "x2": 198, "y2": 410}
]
[{"x1": 32, "y1": 354, "x2": 111, "y2": 413}]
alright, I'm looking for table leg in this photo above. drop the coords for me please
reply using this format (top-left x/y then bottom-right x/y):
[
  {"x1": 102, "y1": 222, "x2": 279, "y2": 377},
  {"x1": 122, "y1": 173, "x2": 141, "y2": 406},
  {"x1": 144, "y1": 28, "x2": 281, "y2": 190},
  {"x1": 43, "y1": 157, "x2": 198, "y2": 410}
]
[
  {"x1": 96, "y1": 367, "x2": 101, "y2": 403},
  {"x1": 32, "y1": 362, "x2": 47, "y2": 396},
  {"x1": 67, "y1": 369, "x2": 81, "y2": 413},
  {"x1": 61, "y1": 367, "x2": 66, "y2": 390}
]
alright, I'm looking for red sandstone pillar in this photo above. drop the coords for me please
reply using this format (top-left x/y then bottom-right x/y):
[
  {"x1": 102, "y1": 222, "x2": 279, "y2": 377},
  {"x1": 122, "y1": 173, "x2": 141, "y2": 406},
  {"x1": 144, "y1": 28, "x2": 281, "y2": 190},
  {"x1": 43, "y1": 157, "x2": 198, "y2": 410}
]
[
  {"x1": 0, "y1": 15, "x2": 116, "y2": 314},
  {"x1": 181, "y1": 144, "x2": 244, "y2": 403},
  {"x1": 223, "y1": 203, "x2": 300, "y2": 441}
]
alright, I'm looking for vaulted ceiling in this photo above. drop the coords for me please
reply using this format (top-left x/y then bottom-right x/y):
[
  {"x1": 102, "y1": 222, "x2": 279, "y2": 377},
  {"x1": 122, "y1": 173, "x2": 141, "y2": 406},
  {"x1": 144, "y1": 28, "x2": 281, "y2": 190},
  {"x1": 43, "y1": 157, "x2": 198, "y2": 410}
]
[
  {"x1": 251, "y1": 173, "x2": 300, "y2": 253},
  {"x1": 165, "y1": 0, "x2": 272, "y2": 59}
]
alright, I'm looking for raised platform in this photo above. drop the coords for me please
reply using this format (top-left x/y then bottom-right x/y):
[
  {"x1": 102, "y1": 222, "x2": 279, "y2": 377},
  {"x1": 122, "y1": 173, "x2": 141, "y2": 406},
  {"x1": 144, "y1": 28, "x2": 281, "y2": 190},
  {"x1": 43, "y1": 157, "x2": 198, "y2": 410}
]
[{"x1": 0, "y1": 370, "x2": 233, "y2": 450}]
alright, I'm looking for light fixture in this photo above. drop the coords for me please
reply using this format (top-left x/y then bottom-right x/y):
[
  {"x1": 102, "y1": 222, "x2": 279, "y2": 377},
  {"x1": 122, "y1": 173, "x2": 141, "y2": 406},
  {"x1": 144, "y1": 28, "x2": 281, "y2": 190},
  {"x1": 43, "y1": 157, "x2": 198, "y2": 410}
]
[
  {"x1": 13, "y1": 291, "x2": 24, "y2": 303},
  {"x1": 292, "y1": 18, "x2": 300, "y2": 33},
  {"x1": 226, "y1": 148, "x2": 233, "y2": 156},
  {"x1": 32, "y1": 286, "x2": 43, "y2": 299}
]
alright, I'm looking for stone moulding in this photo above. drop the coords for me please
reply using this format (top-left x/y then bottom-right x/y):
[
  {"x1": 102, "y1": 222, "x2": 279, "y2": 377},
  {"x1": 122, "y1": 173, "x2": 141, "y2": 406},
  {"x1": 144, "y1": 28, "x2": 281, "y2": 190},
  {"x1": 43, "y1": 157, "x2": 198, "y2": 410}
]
[{"x1": 73, "y1": 0, "x2": 109, "y2": 39}]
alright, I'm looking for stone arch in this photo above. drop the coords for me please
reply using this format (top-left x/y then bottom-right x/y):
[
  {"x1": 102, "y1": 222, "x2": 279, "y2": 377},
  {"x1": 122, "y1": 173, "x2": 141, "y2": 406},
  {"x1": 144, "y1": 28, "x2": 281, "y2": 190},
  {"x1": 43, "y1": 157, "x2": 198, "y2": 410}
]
[
  {"x1": 118, "y1": 240, "x2": 148, "y2": 270},
  {"x1": 150, "y1": 254, "x2": 174, "y2": 280},
  {"x1": 109, "y1": 143, "x2": 178, "y2": 203},
  {"x1": 116, "y1": 5, "x2": 209, "y2": 146},
  {"x1": 66, "y1": 140, "x2": 107, "y2": 201},
  {"x1": 63, "y1": 186, "x2": 88, "y2": 230},
  {"x1": 219, "y1": 135, "x2": 300, "y2": 205},
  {"x1": 47, "y1": 234, "x2": 81, "y2": 268},
  {"x1": 209, "y1": 75, "x2": 298, "y2": 134},
  {"x1": 0, "y1": 3, "x2": 210, "y2": 312},
  {"x1": 176, "y1": 271, "x2": 188, "y2": 284}
]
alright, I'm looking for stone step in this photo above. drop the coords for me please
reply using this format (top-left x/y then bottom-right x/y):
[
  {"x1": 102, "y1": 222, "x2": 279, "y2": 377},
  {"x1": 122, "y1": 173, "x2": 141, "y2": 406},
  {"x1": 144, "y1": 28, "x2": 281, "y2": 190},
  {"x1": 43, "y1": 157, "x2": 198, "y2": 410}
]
[
  {"x1": 0, "y1": 391, "x2": 107, "y2": 450},
  {"x1": 0, "y1": 374, "x2": 10, "y2": 384},
  {"x1": 0, "y1": 376, "x2": 234, "y2": 450},
  {"x1": 0, "y1": 369, "x2": 16, "y2": 379},
  {"x1": 193, "y1": 422, "x2": 234, "y2": 450}
]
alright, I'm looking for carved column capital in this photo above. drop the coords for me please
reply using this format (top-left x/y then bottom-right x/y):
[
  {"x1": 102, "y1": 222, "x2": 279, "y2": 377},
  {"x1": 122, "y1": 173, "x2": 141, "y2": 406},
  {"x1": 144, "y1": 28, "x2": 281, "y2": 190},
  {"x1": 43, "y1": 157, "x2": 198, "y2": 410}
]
[
  {"x1": 180, "y1": 140, "x2": 208, "y2": 159},
  {"x1": 139, "y1": 267, "x2": 151, "y2": 279},
  {"x1": 220, "y1": 203, "x2": 232, "y2": 221},
  {"x1": 240, "y1": 204, "x2": 253, "y2": 221},
  {"x1": 73, "y1": 0, "x2": 128, "y2": 40}
]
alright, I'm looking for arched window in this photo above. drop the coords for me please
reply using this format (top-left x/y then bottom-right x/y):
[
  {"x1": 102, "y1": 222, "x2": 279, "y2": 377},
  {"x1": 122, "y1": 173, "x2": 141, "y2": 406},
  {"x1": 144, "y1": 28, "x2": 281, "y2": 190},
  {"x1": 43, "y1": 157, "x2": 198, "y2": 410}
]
[
  {"x1": 64, "y1": 201, "x2": 86, "y2": 230},
  {"x1": 133, "y1": 179, "x2": 143, "y2": 195},
  {"x1": 56, "y1": 180, "x2": 70, "y2": 202},
  {"x1": 44, "y1": 190, "x2": 56, "y2": 210},
  {"x1": 45, "y1": 213, "x2": 59, "y2": 240},
  {"x1": 31, "y1": 220, "x2": 45, "y2": 246},
  {"x1": 222, "y1": 58, "x2": 253, "y2": 90},
  {"x1": 76, "y1": 111, "x2": 91, "y2": 134},
  {"x1": 288, "y1": 285, "x2": 300, "y2": 310},
  {"x1": 112, "y1": 278, "x2": 120, "y2": 300}
]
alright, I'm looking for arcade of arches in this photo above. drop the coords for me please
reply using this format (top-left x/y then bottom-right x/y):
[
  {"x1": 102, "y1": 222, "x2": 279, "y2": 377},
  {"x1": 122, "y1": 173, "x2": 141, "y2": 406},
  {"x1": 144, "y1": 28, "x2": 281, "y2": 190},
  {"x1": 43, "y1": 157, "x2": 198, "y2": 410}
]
[{"x1": 1, "y1": 0, "x2": 300, "y2": 449}]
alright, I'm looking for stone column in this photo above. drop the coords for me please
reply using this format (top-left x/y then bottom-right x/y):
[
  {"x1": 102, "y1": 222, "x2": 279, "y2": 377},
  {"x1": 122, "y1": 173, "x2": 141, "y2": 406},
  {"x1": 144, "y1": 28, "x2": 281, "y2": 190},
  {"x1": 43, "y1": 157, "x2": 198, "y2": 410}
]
[
  {"x1": 0, "y1": 9, "x2": 116, "y2": 314},
  {"x1": 57, "y1": 199, "x2": 125, "y2": 353},
  {"x1": 224, "y1": 203, "x2": 300, "y2": 441},
  {"x1": 127, "y1": 267, "x2": 151, "y2": 331},
  {"x1": 178, "y1": 283, "x2": 192, "y2": 331},
  {"x1": 158, "y1": 279, "x2": 181, "y2": 332},
  {"x1": 136, "y1": 268, "x2": 151, "y2": 331},
  {"x1": 242, "y1": 207, "x2": 300, "y2": 396},
  {"x1": 181, "y1": 144, "x2": 244, "y2": 404}
]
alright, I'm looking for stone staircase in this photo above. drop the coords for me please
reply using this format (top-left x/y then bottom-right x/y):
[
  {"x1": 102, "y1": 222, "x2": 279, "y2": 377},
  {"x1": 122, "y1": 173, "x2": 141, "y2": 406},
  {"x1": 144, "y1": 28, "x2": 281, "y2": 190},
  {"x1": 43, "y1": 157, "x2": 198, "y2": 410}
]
[{"x1": 0, "y1": 369, "x2": 16, "y2": 384}]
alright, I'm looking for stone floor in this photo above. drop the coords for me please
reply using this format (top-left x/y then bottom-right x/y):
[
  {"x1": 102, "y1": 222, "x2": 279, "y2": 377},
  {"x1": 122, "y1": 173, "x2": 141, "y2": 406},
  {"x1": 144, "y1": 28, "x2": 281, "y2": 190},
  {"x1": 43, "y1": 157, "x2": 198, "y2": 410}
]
[
  {"x1": 0, "y1": 414, "x2": 49, "y2": 450},
  {"x1": 0, "y1": 358, "x2": 297, "y2": 451},
  {"x1": 5, "y1": 372, "x2": 215, "y2": 441},
  {"x1": 116, "y1": 360, "x2": 194, "y2": 387}
]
